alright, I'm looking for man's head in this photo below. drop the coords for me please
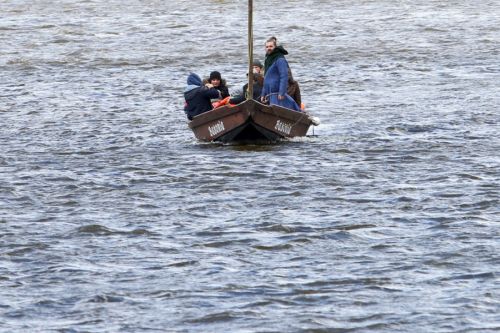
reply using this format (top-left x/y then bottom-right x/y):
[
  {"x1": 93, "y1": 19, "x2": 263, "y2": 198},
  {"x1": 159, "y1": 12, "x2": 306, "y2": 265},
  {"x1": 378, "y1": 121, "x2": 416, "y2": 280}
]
[
  {"x1": 265, "y1": 37, "x2": 277, "y2": 55},
  {"x1": 208, "y1": 71, "x2": 222, "y2": 87}
]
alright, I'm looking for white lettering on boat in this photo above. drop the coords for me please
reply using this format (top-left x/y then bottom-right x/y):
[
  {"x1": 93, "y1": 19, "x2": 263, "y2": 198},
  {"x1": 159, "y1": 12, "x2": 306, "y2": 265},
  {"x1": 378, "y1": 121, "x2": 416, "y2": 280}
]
[
  {"x1": 275, "y1": 120, "x2": 292, "y2": 135},
  {"x1": 208, "y1": 121, "x2": 225, "y2": 137}
]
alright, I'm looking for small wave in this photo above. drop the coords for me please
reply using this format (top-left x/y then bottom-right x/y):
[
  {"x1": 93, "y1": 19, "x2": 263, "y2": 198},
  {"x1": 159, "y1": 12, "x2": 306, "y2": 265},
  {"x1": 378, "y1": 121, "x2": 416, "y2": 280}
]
[
  {"x1": 396, "y1": 196, "x2": 416, "y2": 202},
  {"x1": 130, "y1": 228, "x2": 155, "y2": 236},
  {"x1": 433, "y1": 192, "x2": 464, "y2": 198},
  {"x1": 253, "y1": 243, "x2": 293, "y2": 251},
  {"x1": 422, "y1": 27, "x2": 447, "y2": 33},
  {"x1": 336, "y1": 223, "x2": 376, "y2": 231},
  {"x1": 76, "y1": 224, "x2": 114, "y2": 236},
  {"x1": 442, "y1": 272, "x2": 496, "y2": 281},
  {"x1": 195, "y1": 230, "x2": 225, "y2": 236},
  {"x1": 5, "y1": 58, "x2": 38, "y2": 69},
  {"x1": 38, "y1": 24, "x2": 57, "y2": 29},
  {"x1": 371, "y1": 244, "x2": 392, "y2": 250},
  {"x1": 387, "y1": 124, "x2": 436, "y2": 134},
  {"x1": 322, "y1": 231, "x2": 355, "y2": 241},
  {"x1": 75, "y1": 224, "x2": 155, "y2": 237},
  {"x1": 45, "y1": 176, "x2": 77, "y2": 183},
  {"x1": 456, "y1": 173, "x2": 483, "y2": 180},
  {"x1": 3, "y1": 309, "x2": 25, "y2": 319},
  {"x1": 167, "y1": 260, "x2": 198, "y2": 267},
  {"x1": 137, "y1": 203, "x2": 160, "y2": 209},
  {"x1": 202, "y1": 239, "x2": 253, "y2": 248},
  {"x1": 459, "y1": 199, "x2": 498, "y2": 210},
  {"x1": 260, "y1": 224, "x2": 297, "y2": 233},
  {"x1": 331, "y1": 148, "x2": 354, "y2": 153},
  {"x1": 52, "y1": 38, "x2": 71, "y2": 44},
  {"x1": 186, "y1": 311, "x2": 238, "y2": 324},
  {"x1": 305, "y1": 277, "x2": 392, "y2": 288},
  {"x1": 5, "y1": 242, "x2": 49, "y2": 256},
  {"x1": 88, "y1": 294, "x2": 125, "y2": 303},
  {"x1": 166, "y1": 24, "x2": 189, "y2": 29}
]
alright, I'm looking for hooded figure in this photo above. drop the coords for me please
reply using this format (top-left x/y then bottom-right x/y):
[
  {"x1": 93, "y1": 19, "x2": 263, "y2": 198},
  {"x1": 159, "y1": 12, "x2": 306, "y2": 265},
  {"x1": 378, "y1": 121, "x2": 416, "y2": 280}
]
[
  {"x1": 208, "y1": 71, "x2": 230, "y2": 98},
  {"x1": 261, "y1": 45, "x2": 301, "y2": 111},
  {"x1": 184, "y1": 73, "x2": 221, "y2": 120}
]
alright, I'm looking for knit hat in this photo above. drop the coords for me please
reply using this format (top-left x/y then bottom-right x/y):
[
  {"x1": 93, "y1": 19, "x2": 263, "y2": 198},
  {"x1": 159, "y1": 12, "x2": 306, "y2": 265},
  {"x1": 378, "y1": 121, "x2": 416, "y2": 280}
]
[
  {"x1": 252, "y1": 60, "x2": 263, "y2": 68},
  {"x1": 209, "y1": 71, "x2": 222, "y2": 82}
]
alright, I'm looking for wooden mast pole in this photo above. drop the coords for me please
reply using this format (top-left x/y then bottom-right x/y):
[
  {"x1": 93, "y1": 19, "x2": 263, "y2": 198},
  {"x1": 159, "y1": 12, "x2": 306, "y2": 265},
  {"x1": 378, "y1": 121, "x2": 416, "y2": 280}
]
[{"x1": 246, "y1": 0, "x2": 254, "y2": 100}]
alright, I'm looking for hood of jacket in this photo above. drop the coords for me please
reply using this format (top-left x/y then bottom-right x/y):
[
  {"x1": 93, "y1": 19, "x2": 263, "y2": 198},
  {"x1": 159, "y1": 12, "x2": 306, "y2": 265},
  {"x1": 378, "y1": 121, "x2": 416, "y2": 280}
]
[
  {"x1": 185, "y1": 73, "x2": 202, "y2": 92},
  {"x1": 264, "y1": 45, "x2": 289, "y2": 73}
]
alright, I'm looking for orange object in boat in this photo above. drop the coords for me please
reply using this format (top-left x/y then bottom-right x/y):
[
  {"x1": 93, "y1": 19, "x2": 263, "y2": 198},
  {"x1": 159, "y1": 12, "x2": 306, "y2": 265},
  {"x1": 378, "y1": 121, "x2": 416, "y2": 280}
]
[{"x1": 212, "y1": 96, "x2": 231, "y2": 109}]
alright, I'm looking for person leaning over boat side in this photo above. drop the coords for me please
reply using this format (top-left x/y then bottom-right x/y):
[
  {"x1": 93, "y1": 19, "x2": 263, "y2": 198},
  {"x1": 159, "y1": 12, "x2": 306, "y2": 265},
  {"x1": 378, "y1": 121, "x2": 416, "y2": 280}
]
[
  {"x1": 207, "y1": 71, "x2": 230, "y2": 98},
  {"x1": 184, "y1": 72, "x2": 221, "y2": 120},
  {"x1": 260, "y1": 37, "x2": 301, "y2": 111},
  {"x1": 229, "y1": 60, "x2": 264, "y2": 105}
]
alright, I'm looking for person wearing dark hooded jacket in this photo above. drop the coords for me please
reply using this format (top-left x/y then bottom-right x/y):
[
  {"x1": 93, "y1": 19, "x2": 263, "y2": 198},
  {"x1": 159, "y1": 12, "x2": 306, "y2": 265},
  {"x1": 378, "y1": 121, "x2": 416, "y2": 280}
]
[{"x1": 184, "y1": 73, "x2": 221, "y2": 120}]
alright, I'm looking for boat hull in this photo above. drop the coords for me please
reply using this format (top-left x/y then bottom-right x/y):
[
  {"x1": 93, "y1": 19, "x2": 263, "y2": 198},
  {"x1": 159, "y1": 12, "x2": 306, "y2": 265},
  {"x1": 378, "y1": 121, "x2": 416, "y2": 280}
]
[{"x1": 188, "y1": 99, "x2": 314, "y2": 143}]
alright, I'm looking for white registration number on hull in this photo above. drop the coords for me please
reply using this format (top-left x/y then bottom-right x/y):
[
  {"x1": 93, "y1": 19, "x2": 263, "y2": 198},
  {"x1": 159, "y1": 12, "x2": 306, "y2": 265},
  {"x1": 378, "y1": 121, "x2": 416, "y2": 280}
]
[
  {"x1": 275, "y1": 120, "x2": 292, "y2": 135},
  {"x1": 208, "y1": 121, "x2": 225, "y2": 137}
]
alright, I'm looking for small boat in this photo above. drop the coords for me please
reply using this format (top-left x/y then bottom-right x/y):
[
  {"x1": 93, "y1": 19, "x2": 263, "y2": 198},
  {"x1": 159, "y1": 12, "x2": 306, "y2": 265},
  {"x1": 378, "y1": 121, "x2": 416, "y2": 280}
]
[
  {"x1": 186, "y1": 0, "x2": 320, "y2": 143},
  {"x1": 189, "y1": 99, "x2": 319, "y2": 143}
]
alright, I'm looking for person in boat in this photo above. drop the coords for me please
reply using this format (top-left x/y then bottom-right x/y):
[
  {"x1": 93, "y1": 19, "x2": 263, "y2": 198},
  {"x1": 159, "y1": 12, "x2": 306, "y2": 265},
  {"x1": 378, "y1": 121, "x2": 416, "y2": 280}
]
[
  {"x1": 184, "y1": 72, "x2": 221, "y2": 120},
  {"x1": 229, "y1": 60, "x2": 264, "y2": 105},
  {"x1": 207, "y1": 71, "x2": 230, "y2": 99},
  {"x1": 287, "y1": 67, "x2": 301, "y2": 107},
  {"x1": 260, "y1": 37, "x2": 301, "y2": 111}
]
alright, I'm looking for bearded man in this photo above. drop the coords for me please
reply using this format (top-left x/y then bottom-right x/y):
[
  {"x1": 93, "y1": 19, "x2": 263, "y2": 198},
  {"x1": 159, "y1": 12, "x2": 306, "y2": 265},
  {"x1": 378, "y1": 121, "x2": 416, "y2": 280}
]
[{"x1": 260, "y1": 37, "x2": 301, "y2": 111}]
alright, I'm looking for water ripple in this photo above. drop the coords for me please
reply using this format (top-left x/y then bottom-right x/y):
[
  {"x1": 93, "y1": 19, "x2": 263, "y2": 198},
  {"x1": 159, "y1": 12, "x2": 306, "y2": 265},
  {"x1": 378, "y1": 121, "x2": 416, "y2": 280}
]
[{"x1": 0, "y1": 0, "x2": 498, "y2": 332}]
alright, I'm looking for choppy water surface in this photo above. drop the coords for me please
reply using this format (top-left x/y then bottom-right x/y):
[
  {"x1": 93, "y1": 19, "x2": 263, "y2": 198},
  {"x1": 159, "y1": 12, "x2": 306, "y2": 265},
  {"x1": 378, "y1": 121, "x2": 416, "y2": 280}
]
[{"x1": 1, "y1": 0, "x2": 499, "y2": 332}]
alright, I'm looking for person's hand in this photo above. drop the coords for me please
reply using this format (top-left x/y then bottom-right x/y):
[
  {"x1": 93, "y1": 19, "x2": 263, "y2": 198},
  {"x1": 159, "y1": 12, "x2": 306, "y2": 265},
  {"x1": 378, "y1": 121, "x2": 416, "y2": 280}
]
[
  {"x1": 260, "y1": 96, "x2": 267, "y2": 103},
  {"x1": 205, "y1": 83, "x2": 214, "y2": 88},
  {"x1": 278, "y1": 95, "x2": 284, "y2": 100}
]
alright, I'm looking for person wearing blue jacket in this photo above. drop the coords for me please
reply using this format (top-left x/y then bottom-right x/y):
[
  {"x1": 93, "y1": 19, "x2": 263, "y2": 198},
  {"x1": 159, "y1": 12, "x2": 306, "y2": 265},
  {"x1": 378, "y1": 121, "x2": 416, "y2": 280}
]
[
  {"x1": 184, "y1": 73, "x2": 221, "y2": 120},
  {"x1": 260, "y1": 37, "x2": 301, "y2": 111}
]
